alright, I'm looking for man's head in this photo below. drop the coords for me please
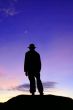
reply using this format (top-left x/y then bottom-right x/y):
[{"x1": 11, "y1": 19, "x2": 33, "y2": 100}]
[{"x1": 28, "y1": 44, "x2": 36, "y2": 50}]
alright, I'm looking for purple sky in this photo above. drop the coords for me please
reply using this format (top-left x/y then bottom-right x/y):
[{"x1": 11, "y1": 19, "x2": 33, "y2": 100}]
[{"x1": 0, "y1": 0, "x2": 73, "y2": 97}]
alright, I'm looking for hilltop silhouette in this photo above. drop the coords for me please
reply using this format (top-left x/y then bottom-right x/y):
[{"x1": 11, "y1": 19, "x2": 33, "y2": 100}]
[{"x1": 0, "y1": 95, "x2": 73, "y2": 109}]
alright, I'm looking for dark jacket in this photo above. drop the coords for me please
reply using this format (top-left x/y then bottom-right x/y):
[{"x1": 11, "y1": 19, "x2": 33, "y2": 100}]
[{"x1": 24, "y1": 50, "x2": 41, "y2": 73}]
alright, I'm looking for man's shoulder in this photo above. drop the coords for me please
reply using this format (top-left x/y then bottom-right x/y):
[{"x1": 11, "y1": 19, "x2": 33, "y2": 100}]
[
  {"x1": 34, "y1": 51, "x2": 40, "y2": 56},
  {"x1": 26, "y1": 51, "x2": 30, "y2": 54},
  {"x1": 25, "y1": 51, "x2": 40, "y2": 56},
  {"x1": 25, "y1": 51, "x2": 30, "y2": 56}
]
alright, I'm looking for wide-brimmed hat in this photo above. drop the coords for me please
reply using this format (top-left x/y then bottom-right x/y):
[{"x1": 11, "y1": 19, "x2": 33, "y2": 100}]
[{"x1": 28, "y1": 44, "x2": 36, "y2": 49}]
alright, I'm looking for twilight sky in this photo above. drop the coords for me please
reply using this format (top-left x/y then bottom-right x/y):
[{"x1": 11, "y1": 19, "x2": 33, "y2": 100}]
[{"x1": 0, "y1": 0, "x2": 73, "y2": 102}]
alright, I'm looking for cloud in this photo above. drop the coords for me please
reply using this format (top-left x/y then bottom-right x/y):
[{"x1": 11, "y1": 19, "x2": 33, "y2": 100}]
[
  {"x1": 0, "y1": 8, "x2": 19, "y2": 16},
  {"x1": 12, "y1": 82, "x2": 57, "y2": 92},
  {"x1": 0, "y1": 0, "x2": 20, "y2": 18}
]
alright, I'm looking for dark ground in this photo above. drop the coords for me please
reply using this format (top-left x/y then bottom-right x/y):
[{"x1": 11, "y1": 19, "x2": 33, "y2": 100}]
[{"x1": 0, "y1": 95, "x2": 73, "y2": 109}]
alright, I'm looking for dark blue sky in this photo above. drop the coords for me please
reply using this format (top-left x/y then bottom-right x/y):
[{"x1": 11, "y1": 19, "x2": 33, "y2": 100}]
[{"x1": 0, "y1": 0, "x2": 73, "y2": 44}]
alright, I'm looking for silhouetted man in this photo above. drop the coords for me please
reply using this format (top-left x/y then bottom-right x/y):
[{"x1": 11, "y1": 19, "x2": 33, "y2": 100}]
[{"x1": 24, "y1": 44, "x2": 43, "y2": 95}]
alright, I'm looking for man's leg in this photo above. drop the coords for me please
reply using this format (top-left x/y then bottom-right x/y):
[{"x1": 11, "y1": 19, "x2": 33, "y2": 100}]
[
  {"x1": 36, "y1": 73, "x2": 44, "y2": 95},
  {"x1": 28, "y1": 74, "x2": 36, "y2": 95}
]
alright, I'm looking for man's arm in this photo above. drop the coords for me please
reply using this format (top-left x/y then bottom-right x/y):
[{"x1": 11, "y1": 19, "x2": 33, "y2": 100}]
[
  {"x1": 24, "y1": 53, "x2": 28, "y2": 76},
  {"x1": 37, "y1": 53, "x2": 41, "y2": 72},
  {"x1": 39, "y1": 55, "x2": 41, "y2": 72}
]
